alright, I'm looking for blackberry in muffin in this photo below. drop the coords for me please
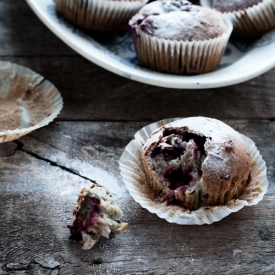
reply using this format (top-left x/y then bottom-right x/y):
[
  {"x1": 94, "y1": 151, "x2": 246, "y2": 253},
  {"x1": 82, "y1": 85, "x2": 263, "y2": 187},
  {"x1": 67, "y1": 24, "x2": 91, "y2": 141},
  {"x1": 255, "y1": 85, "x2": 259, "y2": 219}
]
[{"x1": 68, "y1": 184, "x2": 128, "y2": 250}]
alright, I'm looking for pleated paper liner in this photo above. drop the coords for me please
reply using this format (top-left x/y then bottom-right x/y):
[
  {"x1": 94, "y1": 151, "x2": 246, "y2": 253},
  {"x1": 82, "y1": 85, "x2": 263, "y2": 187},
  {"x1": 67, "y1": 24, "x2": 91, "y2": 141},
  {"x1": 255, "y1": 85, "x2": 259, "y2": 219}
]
[
  {"x1": 56, "y1": 0, "x2": 149, "y2": 31},
  {"x1": 0, "y1": 61, "x2": 63, "y2": 142},
  {"x1": 200, "y1": 0, "x2": 275, "y2": 38},
  {"x1": 119, "y1": 118, "x2": 268, "y2": 225},
  {"x1": 131, "y1": 15, "x2": 233, "y2": 74}
]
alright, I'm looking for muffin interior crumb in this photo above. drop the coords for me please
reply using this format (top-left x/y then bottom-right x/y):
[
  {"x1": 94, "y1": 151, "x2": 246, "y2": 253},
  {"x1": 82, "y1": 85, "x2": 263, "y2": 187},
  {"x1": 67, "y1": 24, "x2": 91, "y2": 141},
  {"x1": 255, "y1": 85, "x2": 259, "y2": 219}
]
[
  {"x1": 149, "y1": 130, "x2": 207, "y2": 205},
  {"x1": 68, "y1": 184, "x2": 128, "y2": 250},
  {"x1": 143, "y1": 118, "x2": 252, "y2": 210}
]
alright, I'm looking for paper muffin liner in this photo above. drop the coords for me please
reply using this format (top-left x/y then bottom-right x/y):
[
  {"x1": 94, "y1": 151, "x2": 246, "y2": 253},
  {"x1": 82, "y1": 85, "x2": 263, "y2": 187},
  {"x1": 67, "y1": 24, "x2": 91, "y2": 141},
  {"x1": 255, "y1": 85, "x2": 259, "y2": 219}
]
[
  {"x1": 0, "y1": 61, "x2": 63, "y2": 143},
  {"x1": 130, "y1": 16, "x2": 233, "y2": 74},
  {"x1": 200, "y1": 0, "x2": 275, "y2": 38},
  {"x1": 119, "y1": 118, "x2": 268, "y2": 225},
  {"x1": 56, "y1": 0, "x2": 148, "y2": 31}
]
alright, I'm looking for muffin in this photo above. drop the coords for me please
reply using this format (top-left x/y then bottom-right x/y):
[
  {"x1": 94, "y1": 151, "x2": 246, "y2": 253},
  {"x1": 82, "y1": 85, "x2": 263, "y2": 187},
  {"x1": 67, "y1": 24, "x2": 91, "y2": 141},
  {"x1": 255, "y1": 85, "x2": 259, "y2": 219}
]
[
  {"x1": 55, "y1": 0, "x2": 148, "y2": 31},
  {"x1": 212, "y1": 0, "x2": 275, "y2": 38},
  {"x1": 129, "y1": 0, "x2": 233, "y2": 74},
  {"x1": 68, "y1": 184, "x2": 128, "y2": 250},
  {"x1": 141, "y1": 117, "x2": 252, "y2": 211}
]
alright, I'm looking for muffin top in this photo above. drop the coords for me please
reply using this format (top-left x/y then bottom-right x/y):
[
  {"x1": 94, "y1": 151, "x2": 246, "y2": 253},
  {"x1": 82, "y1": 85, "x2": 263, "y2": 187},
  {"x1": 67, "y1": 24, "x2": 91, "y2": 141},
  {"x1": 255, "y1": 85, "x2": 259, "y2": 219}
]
[
  {"x1": 213, "y1": 0, "x2": 263, "y2": 12},
  {"x1": 129, "y1": 0, "x2": 228, "y2": 41},
  {"x1": 142, "y1": 117, "x2": 252, "y2": 209}
]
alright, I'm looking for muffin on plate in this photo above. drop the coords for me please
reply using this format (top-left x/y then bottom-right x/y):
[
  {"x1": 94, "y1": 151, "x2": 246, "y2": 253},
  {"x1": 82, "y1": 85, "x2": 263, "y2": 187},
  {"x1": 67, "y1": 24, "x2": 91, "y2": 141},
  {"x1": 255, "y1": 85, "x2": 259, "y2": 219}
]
[
  {"x1": 129, "y1": 0, "x2": 233, "y2": 74},
  {"x1": 141, "y1": 117, "x2": 252, "y2": 211},
  {"x1": 68, "y1": 184, "x2": 128, "y2": 250},
  {"x1": 56, "y1": 0, "x2": 148, "y2": 31},
  {"x1": 211, "y1": 0, "x2": 275, "y2": 38}
]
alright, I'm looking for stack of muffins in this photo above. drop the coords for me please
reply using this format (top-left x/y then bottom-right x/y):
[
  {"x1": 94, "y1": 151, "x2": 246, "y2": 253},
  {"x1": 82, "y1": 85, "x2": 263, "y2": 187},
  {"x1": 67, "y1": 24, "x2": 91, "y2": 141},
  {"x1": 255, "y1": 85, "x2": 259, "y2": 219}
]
[{"x1": 55, "y1": 0, "x2": 275, "y2": 73}]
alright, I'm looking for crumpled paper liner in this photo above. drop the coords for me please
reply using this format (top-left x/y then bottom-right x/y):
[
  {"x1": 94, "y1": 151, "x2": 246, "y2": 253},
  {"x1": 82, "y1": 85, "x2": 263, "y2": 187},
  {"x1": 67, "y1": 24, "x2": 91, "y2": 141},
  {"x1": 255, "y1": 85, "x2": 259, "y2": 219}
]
[
  {"x1": 0, "y1": 61, "x2": 63, "y2": 142},
  {"x1": 200, "y1": 0, "x2": 275, "y2": 38},
  {"x1": 56, "y1": 0, "x2": 149, "y2": 31},
  {"x1": 130, "y1": 16, "x2": 233, "y2": 74},
  {"x1": 119, "y1": 118, "x2": 268, "y2": 225}
]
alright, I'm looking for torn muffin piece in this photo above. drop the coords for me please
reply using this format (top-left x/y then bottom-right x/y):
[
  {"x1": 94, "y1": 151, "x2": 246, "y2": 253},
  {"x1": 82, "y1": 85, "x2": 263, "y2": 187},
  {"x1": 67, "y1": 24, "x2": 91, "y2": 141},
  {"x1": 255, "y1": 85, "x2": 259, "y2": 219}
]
[
  {"x1": 142, "y1": 117, "x2": 252, "y2": 211},
  {"x1": 68, "y1": 183, "x2": 128, "y2": 250}
]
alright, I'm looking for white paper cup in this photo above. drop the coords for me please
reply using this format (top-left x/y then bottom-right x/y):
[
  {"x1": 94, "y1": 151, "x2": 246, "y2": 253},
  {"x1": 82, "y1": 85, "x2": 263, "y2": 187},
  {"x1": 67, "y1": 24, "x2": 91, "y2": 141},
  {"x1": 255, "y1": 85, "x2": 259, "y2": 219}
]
[
  {"x1": 0, "y1": 61, "x2": 63, "y2": 143},
  {"x1": 56, "y1": 0, "x2": 148, "y2": 31},
  {"x1": 119, "y1": 118, "x2": 268, "y2": 225}
]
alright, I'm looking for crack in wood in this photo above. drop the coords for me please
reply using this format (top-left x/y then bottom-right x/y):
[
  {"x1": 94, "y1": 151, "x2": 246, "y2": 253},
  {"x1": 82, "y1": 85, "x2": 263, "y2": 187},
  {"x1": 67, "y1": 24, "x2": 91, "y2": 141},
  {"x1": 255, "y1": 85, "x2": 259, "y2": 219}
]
[
  {"x1": 13, "y1": 140, "x2": 96, "y2": 184},
  {"x1": 29, "y1": 134, "x2": 67, "y2": 154},
  {"x1": 2, "y1": 262, "x2": 31, "y2": 271}
]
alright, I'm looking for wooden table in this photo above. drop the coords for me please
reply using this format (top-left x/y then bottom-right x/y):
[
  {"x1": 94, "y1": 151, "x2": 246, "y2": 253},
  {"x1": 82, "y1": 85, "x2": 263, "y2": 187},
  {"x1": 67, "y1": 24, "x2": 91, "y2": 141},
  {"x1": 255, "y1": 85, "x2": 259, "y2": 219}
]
[{"x1": 0, "y1": 1, "x2": 275, "y2": 274}]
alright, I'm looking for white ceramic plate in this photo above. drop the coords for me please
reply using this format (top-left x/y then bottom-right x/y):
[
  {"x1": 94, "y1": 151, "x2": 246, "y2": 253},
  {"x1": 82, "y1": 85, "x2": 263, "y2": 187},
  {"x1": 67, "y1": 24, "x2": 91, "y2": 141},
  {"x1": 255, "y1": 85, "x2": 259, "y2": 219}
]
[{"x1": 26, "y1": 0, "x2": 275, "y2": 89}]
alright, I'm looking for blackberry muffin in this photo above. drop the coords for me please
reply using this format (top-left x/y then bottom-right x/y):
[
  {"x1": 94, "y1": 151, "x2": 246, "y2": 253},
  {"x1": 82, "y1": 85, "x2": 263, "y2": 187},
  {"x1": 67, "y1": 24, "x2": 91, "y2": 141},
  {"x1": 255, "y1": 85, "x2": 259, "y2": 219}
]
[
  {"x1": 56, "y1": 0, "x2": 148, "y2": 31},
  {"x1": 212, "y1": 0, "x2": 275, "y2": 37},
  {"x1": 68, "y1": 184, "x2": 128, "y2": 250},
  {"x1": 129, "y1": 0, "x2": 233, "y2": 75},
  {"x1": 141, "y1": 117, "x2": 252, "y2": 211}
]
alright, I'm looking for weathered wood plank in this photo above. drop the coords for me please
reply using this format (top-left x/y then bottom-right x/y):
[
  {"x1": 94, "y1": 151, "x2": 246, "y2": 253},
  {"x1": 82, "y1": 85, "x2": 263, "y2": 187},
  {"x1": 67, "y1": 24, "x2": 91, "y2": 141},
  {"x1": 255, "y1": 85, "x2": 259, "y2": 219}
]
[
  {"x1": 0, "y1": 128, "x2": 274, "y2": 274},
  {"x1": 1, "y1": 56, "x2": 275, "y2": 121},
  {"x1": 0, "y1": 0, "x2": 74, "y2": 56},
  {"x1": 18, "y1": 120, "x2": 275, "y2": 196}
]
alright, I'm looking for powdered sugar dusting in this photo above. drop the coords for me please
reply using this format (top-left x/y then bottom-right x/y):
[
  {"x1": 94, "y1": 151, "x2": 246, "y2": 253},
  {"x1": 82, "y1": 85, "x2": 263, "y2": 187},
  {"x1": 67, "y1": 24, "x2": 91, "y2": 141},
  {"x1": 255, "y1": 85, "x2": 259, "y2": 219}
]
[
  {"x1": 130, "y1": 0, "x2": 227, "y2": 41},
  {"x1": 143, "y1": 117, "x2": 246, "y2": 156},
  {"x1": 213, "y1": 0, "x2": 263, "y2": 12}
]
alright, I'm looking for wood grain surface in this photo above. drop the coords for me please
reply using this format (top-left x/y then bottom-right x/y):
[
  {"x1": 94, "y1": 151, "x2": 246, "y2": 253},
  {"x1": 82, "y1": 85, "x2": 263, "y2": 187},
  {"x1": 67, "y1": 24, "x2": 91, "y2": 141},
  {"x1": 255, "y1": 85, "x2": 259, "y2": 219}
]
[
  {"x1": 1, "y1": 121, "x2": 275, "y2": 275},
  {"x1": 0, "y1": 0, "x2": 275, "y2": 274},
  {"x1": 1, "y1": 1, "x2": 275, "y2": 121}
]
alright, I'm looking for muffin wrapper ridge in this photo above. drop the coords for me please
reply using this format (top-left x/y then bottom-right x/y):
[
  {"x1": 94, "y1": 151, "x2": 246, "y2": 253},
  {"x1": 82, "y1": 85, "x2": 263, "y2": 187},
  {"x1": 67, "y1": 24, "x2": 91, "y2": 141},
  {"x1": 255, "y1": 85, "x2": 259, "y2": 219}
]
[
  {"x1": 56, "y1": 0, "x2": 149, "y2": 31},
  {"x1": 131, "y1": 17, "x2": 233, "y2": 74},
  {"x1": 200, "y1": 0, "x2": 275, "y2": 38},
  {"x1": 0, "y1": 61, "x2": 63, "y2": 143},
  {"x1": 119, "y1": 118, "x2": 268, "y2": 225}
]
